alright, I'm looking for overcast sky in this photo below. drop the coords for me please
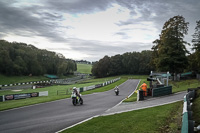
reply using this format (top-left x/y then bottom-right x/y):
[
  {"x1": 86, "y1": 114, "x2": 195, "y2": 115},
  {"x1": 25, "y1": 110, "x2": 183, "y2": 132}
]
[{"x1": 0, "y1": 0, "x2": 200, "y2": 62}]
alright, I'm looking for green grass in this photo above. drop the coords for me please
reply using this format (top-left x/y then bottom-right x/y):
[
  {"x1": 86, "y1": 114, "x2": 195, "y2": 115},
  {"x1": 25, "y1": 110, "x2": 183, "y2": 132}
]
[
  {"x1": 0, "y1": 74, "x2": 49, "y2": 85},
  {"x1": 63, "y1": 101, "x2": 182, "y2": 133},
  {"x1": 0, "y1": 76, "x2": 124, "y2": 111},
  {"x1": 77, "y1": 63, "x2": 92, "y2": 74},
  {"x1": 170, "y1": 79, "x2": 200, "y2": 93}
]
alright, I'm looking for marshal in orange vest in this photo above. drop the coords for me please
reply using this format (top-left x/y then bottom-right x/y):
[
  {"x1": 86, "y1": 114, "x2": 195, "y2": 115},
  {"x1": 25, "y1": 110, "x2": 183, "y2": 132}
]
[{"x1": 139, "y1": 82, "x2": 148, "y2": 96}]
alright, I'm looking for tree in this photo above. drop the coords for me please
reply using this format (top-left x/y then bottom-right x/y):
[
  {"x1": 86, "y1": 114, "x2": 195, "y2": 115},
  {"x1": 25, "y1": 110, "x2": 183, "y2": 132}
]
[
  {"x1": 91, "y1": 56, "x2": 110, "y2": 77},
  {"x1": 151, "y1": 15, "x2": 189, "y2": 74},
  {"x1": 192, "y1": 20, "x2": 200, "y2": 73},
  {"x1": 0, "y1": 40, "x2": 77, "y2": 76},
  {"x1": 139, "y1": 50, "x2": 154, "y2": 74},
  {"x1": 109, "y1": 54, "x2": 123, "y2": 75},
  {"x1": 91, "y1": 61, "x2": 99, "y2": 76},
  {"x1": 91, "y1": 50, "x2": 154, "y2": 77}
]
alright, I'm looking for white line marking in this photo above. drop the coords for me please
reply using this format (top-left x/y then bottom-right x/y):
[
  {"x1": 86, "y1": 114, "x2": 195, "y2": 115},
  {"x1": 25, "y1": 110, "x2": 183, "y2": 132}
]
[
  {"x1": 102, "y1": 99, "x2": 182, "y2": 116},
  {"x1": 105, "y1": 79, "x2": 140, "y2": 113},
  {"x1": 55, "y1": 115, "x2": 100, "y2": 133}
]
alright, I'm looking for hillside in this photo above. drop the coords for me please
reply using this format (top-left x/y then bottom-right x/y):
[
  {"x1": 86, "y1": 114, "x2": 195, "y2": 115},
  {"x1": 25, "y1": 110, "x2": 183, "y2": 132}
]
[{"x1": 77, "y1": 63, "x2": 92, "y2": 74}]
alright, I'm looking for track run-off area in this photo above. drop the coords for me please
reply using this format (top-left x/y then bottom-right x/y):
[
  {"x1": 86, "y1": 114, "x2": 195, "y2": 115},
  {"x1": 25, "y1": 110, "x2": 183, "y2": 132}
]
[{"x1": 0, "y1": 79, "x2": 140, "y2": 133}]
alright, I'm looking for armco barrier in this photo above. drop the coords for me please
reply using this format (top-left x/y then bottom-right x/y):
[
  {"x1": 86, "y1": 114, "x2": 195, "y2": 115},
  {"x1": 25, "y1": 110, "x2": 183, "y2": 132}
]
[
  {"x1": 181, "y1": 88, "x2": 198, "y2": 133},
  {"x1": 78, "y1": 77, "x2": 120, "y2": 93},
  {"x1": 182, "y1": 95, "x2": 194, "y2": 133},
  {"x1": 0, "y1": 76, "x2": 85, "y2": 88},
  {"x1": 152, "y1": 86, "x2": 172, "y2": 97}
]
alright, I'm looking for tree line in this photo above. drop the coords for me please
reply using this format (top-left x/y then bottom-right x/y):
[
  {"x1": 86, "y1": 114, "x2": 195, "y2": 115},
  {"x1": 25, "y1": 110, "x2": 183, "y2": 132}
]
[
  {"x1": 92, "y1": 50, "x2": 154, "y2": 77},
  {"x1": 0, "y1": 40, "x2": 77, "y2": 76},
  {"x1": 92, "y1": 15, "x2": 200, "y2": 78}
]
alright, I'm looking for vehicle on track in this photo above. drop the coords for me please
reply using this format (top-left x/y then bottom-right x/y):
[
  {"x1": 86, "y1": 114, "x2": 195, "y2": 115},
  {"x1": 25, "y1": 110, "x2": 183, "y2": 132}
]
[
  {"x1": 114, "y1": 86, "x2": 119, "y2": 95},
  {"x1": 71, "y1": 87, "x2": 83, "y2": 106}
]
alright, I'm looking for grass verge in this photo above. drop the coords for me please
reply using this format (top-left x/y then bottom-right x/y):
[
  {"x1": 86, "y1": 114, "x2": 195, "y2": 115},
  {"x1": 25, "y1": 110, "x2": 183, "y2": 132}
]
[
  {"x1": 170, "y1": 79, "x2": 200, "y2": 93},
  {"x1": 63, "y1": 101, "x2": 182, "y2": 133}
]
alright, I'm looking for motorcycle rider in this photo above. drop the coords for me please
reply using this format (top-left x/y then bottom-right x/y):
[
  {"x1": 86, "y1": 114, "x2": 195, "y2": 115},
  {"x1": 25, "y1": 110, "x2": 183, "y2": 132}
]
[
  {"x1": 115, "y1": 86, "x2": 119, "y2": 91},
  {"x1": 72, "y1": 87, "x2": 81, "y2": 98},
  {"x1": 114, "y1": 85, "x2": 119, "y2": 95}
]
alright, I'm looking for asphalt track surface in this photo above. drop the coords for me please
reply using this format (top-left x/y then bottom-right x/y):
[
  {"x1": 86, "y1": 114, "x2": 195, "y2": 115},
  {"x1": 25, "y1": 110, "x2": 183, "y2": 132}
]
[
  {"x1": 102, "y1": 91, "x2": 187, "y2": 116},
  {"x1": 0, "y1": 79, "x2": 140, "y2": 133}
]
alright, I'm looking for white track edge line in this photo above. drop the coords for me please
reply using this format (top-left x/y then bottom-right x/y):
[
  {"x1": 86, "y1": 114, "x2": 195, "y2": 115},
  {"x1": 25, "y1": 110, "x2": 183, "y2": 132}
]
[
  {"x1": 55, "y1": 115, "x2": 100, "y2": 133},
  {"x1": 103, "y1": 99, "x2": 182, "y2": 116},
  {"x1": 105, "y1": 79, "x2": 140, "y2": 113}
]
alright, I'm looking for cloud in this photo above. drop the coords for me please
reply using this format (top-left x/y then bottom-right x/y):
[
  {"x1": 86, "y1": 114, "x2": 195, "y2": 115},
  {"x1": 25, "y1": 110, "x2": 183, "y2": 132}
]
[
  {"x1": 46, "y1": 0, "x2": 115, "y2": 14},
  {"x1": 46, "y1": 38, "x2": 153, "y2": 61},
  {"x1": 0, "y1": 1, "x2": 67, "y2": 42},
  {"x1": 115, "y1": 32, "x2": 130, "y2": 39},
  {"x1": 0, "y1": 0, "x2": 200, "y2": 62}
]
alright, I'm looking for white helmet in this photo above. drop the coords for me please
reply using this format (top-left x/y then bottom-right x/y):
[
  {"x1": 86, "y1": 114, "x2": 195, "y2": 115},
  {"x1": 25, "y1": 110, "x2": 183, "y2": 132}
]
[{"x1": 73, "y1": 87, "x2": 76, "y2": 90}]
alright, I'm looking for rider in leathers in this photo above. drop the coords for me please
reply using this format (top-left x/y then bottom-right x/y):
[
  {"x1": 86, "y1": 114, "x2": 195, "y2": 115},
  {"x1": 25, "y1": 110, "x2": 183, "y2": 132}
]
[{"x1": 72, "y1": 87, "x2": 81, "y2": 98}]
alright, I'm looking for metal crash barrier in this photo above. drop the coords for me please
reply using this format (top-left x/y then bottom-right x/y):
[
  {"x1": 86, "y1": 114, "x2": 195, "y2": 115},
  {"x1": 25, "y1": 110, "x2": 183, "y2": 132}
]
[{"x1": 181, "y1": 88, "x2": 200, "y2": 133}]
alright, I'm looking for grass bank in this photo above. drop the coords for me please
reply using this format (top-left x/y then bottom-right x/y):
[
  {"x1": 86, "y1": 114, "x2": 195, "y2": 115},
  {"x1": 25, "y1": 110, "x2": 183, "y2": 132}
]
[
  {"x1": 0, "y1": 74, "x2": 49, "y2": 85},
  {"x1": 63, "y1": 101, "x2": 182, "y2": 133},
  {"x1": 77, "y1": 63, "x2": 92, "y2": 74},
  {"x1": 170, "y1": 79, "x2": 200, "y2": 93}
]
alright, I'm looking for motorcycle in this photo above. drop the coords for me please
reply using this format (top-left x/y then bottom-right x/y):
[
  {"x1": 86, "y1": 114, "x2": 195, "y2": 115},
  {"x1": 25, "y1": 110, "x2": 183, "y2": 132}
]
[
  {"x1": 114, "y1": 88, "x2": 119, "y2": 95},
  {"x1": 71, "y1": 91, "x2": 83, "y2": 106}
]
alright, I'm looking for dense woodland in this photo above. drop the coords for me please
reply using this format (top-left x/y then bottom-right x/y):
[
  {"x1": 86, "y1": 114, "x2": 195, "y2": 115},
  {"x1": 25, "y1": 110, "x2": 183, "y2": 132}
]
[
  {"x1": 0, "y1": 40, "x2": 77, "y2": 76},
  {"x1": 92, "y1": 51, "x2": 154, "y2": 77},
  {"x1": 92, "y1": 16, "x2": 200, "y2": 77}
]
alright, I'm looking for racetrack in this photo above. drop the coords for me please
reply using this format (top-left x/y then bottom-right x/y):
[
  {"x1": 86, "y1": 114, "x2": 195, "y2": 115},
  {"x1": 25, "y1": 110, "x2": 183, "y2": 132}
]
[{"x1": 0, "y1": 79, "x2": 140, "y2": 133}]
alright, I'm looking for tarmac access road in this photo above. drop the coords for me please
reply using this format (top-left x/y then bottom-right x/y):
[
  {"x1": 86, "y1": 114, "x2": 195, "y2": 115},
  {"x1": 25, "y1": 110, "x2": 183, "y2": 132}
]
[{"x1": 0, "y1": 79, "x2": 140, "y2": 133}]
